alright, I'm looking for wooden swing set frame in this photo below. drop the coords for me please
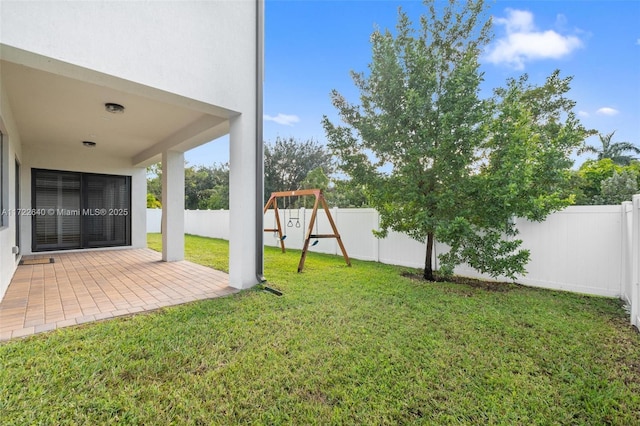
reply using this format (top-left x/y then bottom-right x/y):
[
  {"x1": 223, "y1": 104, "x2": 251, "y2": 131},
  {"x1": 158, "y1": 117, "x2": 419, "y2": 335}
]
[{"x1": 263, "y1": 189, "x2": 351, "y2": 272}]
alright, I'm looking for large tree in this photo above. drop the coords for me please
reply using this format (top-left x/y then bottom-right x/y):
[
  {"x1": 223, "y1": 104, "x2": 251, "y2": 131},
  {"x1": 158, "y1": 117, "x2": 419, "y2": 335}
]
[
  {"x1": 571, "y1": 158, "x2": 640, "y2": 205},
  {"x1": 184, "y1": 164, "x2": 229, "y2": 210},
  {"x1": 596, "y1": 170, "x2": 638, "y2": 205},
  {"x1": 263, "y1": 136, "x2": 334, "y2": 201},
  {"x1": 146, "y1": 162, "x2": 230, "y2": 210},
  {"x1": 579, "y1": 131, "x2": 640, "y2": 166},
  {"x1": 323, "y1": 0, "x2": 590, "y2": 280}
]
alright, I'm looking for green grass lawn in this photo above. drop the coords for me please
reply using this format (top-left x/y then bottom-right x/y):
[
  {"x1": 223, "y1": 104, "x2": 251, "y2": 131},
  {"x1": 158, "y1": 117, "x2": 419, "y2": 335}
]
[{"x1": 2, "y1": 234, "x2": 640, "y2": 424}]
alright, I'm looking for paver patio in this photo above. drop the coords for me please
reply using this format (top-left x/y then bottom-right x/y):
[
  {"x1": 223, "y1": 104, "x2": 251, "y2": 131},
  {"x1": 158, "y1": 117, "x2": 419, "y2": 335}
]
[{"x1": 0, "y1": 248, "x2": 236, "y2": 342}]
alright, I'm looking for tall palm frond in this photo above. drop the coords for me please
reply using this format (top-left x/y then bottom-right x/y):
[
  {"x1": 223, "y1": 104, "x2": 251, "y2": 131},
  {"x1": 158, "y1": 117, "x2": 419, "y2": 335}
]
[{"x1": 579, "y1": 131, "x2": 640, "y2": 165}]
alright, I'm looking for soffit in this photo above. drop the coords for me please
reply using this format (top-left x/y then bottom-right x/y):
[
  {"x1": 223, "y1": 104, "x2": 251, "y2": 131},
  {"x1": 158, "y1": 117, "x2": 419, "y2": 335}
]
[{"x1": 1, "y1": 59, "x2": 228, "y2": 164}]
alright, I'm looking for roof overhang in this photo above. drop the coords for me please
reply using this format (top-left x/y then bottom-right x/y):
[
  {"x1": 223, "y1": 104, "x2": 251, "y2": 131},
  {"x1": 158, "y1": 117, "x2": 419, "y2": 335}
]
[{"x1": 0, "y1": 45, "x2": 235, "y2": 167}]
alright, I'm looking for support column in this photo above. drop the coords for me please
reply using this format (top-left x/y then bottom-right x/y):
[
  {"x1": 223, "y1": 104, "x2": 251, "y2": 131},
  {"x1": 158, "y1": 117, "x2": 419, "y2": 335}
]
[
  {"x1": 227, "y1": 0, "x2": 264, "y2": 289},
  {"x1": 229, "y1": 114, "x2": 262, "y2": 289},
  {"x1": 161, "y1": 150, "x2": 184, "y2": 262}
]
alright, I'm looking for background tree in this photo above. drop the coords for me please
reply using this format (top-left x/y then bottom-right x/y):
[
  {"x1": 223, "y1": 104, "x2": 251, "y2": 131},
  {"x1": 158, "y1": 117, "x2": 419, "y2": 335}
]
[
  {"x1": 571, "y1": 158, "x2": 640, "y2": 205},
  {"x1": 595, "y1": 170, "x2": 638, "y2": 205},
  {"x1": 147, "y1": 193, "x2": 161, "y2": 208},
  {"x1": 574, "y1": 159, "x2": 621, "y2": 204},
  {"x1": 579, "y1": 131, "x2": 640, "y2": 166},
  {"x1": 263, "y1": 136, "x2": 334, "y2": 201},
  {"x1": 323, "y1": 0, "x2": 590, "y2": 280},
  {"x1": 147, "y1": 163, "x2": 162, "y2": 207},
  {"x1": 146, "y1": 162, "x2": 230, "y2": 210},
  {"x1": 327, "y1": 179, "x2": 369, "y2": 208},
  {"x1": 184, "y1": 164, "x2": 229, "y2": 210},
  {"x1": 300, "y1": 167, "x2": 330, "y2": 191}
]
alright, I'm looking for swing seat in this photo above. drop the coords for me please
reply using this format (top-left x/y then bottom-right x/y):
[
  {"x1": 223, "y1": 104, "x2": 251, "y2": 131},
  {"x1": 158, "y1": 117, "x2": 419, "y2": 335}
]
[
  {"x1": 281, "y1": 235, "x2": 287, "y2": 241},
  {"x1": 311, "y1": 240, "x2": 319, "y2": 246}
]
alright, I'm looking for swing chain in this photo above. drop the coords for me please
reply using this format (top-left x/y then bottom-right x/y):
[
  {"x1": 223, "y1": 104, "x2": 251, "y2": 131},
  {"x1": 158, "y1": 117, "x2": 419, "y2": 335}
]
[{"x1": 287, "y1": 195, "x2": 301, "y2": 228}]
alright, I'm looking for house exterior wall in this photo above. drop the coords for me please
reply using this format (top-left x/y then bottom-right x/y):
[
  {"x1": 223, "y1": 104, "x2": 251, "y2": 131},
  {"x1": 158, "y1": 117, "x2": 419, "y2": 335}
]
[
  {"x1": 0, "y1": 83, "x2": 23, "y2": 300},
  {"x1": 0, "y1": 0, "x2": 257, "y2": 113}
]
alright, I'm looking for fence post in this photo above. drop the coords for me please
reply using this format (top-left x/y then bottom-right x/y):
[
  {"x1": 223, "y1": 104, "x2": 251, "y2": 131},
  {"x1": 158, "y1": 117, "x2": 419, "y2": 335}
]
[
  {"x1": 632, "y1": 195, "x2": 640, "y2": 328},
  {"x1": 621, "y1": 202, "x2": 632, "y2": 304},
  {"x1": 374, "y1": 209, "x2": 380, "y2": 263}
]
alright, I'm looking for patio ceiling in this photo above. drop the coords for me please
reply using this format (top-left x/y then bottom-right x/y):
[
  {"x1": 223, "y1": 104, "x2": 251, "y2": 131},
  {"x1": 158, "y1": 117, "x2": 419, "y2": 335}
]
[{"x1": 0, "y1": 49, "x2": 233, "y2": 166}]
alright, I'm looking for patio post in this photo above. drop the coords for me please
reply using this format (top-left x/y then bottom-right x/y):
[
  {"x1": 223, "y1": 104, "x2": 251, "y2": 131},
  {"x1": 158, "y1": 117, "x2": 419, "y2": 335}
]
[
  {"x1": 229, "y1": 114, "x2": 261, "y2": 289},
  {"x1": 161, "y1": 150, "x2": 185, "y2": 262}
]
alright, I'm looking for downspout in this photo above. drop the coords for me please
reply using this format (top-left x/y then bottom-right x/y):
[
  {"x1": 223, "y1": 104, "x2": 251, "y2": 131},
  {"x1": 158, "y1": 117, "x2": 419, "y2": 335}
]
[{"x1": 255, "y1": 0, "x2": 266, "y2": 283}]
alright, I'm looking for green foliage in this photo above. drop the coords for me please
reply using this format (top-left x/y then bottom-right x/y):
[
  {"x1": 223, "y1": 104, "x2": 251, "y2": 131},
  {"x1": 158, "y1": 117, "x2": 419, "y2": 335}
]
[
  {"x1": 579, "y1": 130, "x2": 640, "y2": 165},
  {"x1": 573, "y1": 159, "x2": 640, "y2": 205},
  {"x1": 300, "y1": 166, "x2": 330, "y2": 191},
  {"x1": 564, "y1": 170, "x2": 589, "y2": 205},
  {"x1": 596, "y1": 170, "x2": 638, "y2": 205},
  {"x1": 327, "y1": 179, "x2": 369, "y2": 208},
  {"x1": 184, "y1": 164, "x2": 229, "y2": 210},
  {"x1": 146, "y1": 162, "x2": 229, "y2": 210},
  {"x1": 482, "y1": 71, "x2": 587, "y2": 220},
  {"x1": 1, "y1": 234, "x2": 639, "y2": 424},
  {"x1": 299, "y1": 167, "x2": 331, "y2": 208},
  {"x1": 264, "y1": 136, "x2": 334, "y2": 201},
  {"x1": 323, "y1": 0, "x2": 590, "y2": 280},
  {"x1": 146, "y1": 193, "x2": 161, "y2": 208},
  {"x1": 146, "y1": 163, "x2": 162, "y2": 205},
  {"x1": 576, "y1": 159, "x2": 622, "y2": 203}
]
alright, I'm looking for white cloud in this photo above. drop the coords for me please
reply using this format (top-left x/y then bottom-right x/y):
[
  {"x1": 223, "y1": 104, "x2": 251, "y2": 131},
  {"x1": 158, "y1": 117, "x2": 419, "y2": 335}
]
[
  {"x1": 485, "y1": 9, "x2": 583, "y2": 69},
  {"x1": 494, "y1": 9, "x2": 535, "y2": 33},
  {"x1": 596, "y1": 107, "x2": 619, "y2": 116},
  {"x1": 264, "y1": 113, "x2": 300, "y2": 126},
  {"x1": 637, "y1": 38, "x2": 640, "y2": 46},
  {"x1": 578, "y1": 111, "x2": 590, "y2": 118}
]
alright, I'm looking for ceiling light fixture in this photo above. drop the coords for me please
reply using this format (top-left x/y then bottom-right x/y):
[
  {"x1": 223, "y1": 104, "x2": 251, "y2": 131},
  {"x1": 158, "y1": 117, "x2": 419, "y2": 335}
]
[
  {"x1": 82, "y1": 141, "x2": 97, "y2": 148},
  {"x1": 104, "y1": 102, "x2": 125, "y2": 114}
]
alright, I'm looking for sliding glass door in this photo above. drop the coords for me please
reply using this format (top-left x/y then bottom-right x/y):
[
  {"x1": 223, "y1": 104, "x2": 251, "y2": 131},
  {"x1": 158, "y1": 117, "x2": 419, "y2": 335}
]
[
  {"x1": 32, "y1": 169, "x2": 131, "y2": 251},
  {"x1": 84, "y1": 174, "x2": 130, "y2": 247},
  {"x1": 32, "y1": 170, "x2": 81, "y2": 250}
]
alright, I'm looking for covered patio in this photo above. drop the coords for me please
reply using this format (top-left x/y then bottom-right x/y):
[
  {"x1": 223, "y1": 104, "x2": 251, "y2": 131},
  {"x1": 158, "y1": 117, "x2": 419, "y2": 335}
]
[
  {"x1": 1, "y1": 0, "x2": 264, "y2": 309},
  {"x1": 0, "y1": 249, "x2": 236, "y2": 341}
]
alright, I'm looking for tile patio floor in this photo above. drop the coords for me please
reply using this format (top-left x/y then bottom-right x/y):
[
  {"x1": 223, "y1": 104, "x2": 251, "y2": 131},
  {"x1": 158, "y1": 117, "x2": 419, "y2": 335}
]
[{"x1": 0, "y1": 248, "x2": 236, "y2": 342}]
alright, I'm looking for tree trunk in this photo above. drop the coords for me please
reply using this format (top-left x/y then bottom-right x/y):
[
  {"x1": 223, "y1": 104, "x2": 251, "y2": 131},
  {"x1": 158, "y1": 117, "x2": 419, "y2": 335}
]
[{"x1": 424, "y1": 232, "x2": 435, "y2": 281}]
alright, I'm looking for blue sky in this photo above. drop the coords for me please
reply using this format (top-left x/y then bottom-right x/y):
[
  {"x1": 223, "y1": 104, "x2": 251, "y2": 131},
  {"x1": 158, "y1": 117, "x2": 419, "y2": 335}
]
[{"x1": 186, "y1": 0, "x2": 640, "y2": 168}]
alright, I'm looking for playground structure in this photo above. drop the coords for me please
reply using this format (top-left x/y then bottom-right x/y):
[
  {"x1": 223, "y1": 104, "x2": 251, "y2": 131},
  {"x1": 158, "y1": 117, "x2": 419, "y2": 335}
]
[{"x1": 263, "y1": 189, "x2": 351, "y2": 272}]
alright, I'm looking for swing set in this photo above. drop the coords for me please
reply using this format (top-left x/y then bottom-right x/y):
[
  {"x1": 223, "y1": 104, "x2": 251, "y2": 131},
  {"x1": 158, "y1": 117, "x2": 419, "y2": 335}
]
[{"x1": 263, "y1": 189, "x2": 351, "y2": 272}]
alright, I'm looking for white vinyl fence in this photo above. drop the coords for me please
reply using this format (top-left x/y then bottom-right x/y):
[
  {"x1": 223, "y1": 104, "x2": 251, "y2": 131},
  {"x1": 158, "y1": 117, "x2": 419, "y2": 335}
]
[{"x1": 148, "y1": 196, "x2": 640, "y2": 328}]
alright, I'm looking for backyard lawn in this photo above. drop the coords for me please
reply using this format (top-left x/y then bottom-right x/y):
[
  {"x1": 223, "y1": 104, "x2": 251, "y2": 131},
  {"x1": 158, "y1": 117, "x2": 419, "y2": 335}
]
[{"x1": 1, "y1": 234, "x2": 640, "y2": 424}]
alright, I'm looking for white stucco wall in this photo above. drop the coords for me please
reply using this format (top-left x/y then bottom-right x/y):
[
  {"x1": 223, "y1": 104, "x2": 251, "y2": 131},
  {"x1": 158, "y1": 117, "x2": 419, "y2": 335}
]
[
  {"x1": 0, "y1": 0, "x2": 257, "y2": 113},
  {"x1": 0, "y1": 83, "x2": 23, "y2": 300}
]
